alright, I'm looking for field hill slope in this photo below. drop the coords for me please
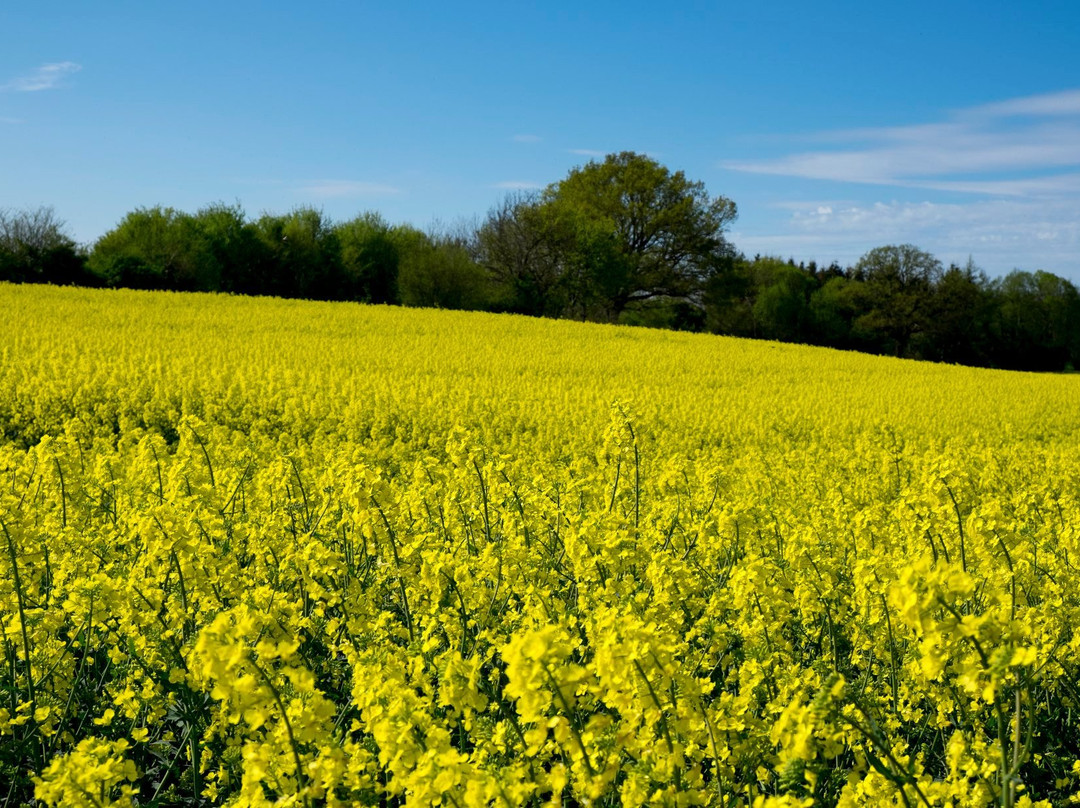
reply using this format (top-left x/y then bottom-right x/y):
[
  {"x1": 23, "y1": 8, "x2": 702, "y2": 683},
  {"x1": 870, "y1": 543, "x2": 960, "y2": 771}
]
[{"x1": 2, "y1": 282, "x2": 1079, "y2": 806}]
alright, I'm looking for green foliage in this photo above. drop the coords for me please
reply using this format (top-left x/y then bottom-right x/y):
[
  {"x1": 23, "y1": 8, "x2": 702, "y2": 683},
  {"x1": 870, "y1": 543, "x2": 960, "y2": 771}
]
[
  {"x1": 191, "y1": 203, "x2": 269, "y2": 296},
  {"x1": 543, "y1": 151, "x2": 737, "y2": 316},
  {"x1": 702, "y1": 254, "x2": 754, "y2": 335},
  {"x1": 477, "y1": 192, "x2": 578, "y2": 317},
  {"x1": 336, "y1": 212, "x2": 400, "y2": 304},
  {"x1": 396, "y1": 228, "x2": 489, "y2": 310},
  {"x1": 88, "y1": 207, "x2": 206, "y2": 290},
  {"x1": 991, "y1": 270, "x2": 1080, "y2": 370},
  {"x1": 750, "y1": 259, "x2": 815, "y2": 341},
  {"x1": 253, "y1": 207, "x2": 345, "y2": 300},
  {"x1": 855, "y1": 244, "x2": 943, "y2": 289},
  {"x1": 808, "y1": 276, "x2": 858, "y2": 344},
  {"x1": 849, "y1": 245, "x2": 943, "y2": 357},
  {"x1": 699, "y1": 246, "x2": 1080, "y2": 371},
  {"x1": 0, "y1": 207, "x2": 88, "y2": 286},
  {"x1": 477, "y1": 193, "x2": 626, "y2": 319},
  {"x1": 921, "y1": 260, "x2": 995, "y2": 365}
]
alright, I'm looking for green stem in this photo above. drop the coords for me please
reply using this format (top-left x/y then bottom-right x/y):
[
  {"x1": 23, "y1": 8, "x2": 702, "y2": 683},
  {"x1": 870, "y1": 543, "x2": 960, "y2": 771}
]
[
  {"x1": 539, "y1": 661, "x2": 595, "y2": 778},
  {"x1": 1, "y1": 519, "x2": 36, "y2": 715},
  {"x1": 249, "y1": 658, "x2": 311, "y2": 808},
  {"x1": 634, "y1": 659, "x2": 682, "y2": 791}
]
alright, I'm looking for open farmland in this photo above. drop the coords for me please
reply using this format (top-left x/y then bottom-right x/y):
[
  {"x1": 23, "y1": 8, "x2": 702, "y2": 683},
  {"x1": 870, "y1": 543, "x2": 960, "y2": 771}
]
[{"x1": 2, "y1": 283, "x2": 1080, "y2": 807}]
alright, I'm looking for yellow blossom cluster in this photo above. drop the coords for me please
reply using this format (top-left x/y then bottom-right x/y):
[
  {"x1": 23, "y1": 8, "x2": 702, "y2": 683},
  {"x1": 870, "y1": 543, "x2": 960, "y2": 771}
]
[{"x1": 1, "y1": 282, "x2": 1080, "y2": 806}]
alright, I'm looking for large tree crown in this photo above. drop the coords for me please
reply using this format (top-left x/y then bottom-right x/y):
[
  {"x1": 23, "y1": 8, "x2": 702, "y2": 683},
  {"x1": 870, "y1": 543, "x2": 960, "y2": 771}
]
[{"x1": 543, "y1": 151, "x2": 736, "y2": 265}]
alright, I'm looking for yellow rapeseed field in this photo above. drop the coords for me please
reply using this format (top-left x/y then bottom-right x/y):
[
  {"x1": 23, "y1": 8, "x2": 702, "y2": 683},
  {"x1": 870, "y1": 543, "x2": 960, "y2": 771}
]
[{"x1": 2, "y1": 282, "x2": 1080, "y2": 807}]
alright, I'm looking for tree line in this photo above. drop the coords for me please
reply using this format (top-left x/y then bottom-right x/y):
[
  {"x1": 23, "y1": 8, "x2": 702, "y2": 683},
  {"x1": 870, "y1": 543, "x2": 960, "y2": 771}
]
[{"x1": 2, "y1": 151, "x2": 1078, "y2": 372}]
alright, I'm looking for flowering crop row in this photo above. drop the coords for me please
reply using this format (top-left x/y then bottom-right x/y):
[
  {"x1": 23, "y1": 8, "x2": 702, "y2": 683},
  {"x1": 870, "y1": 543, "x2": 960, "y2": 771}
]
[{"x1": 2, "y1": 283, "x2": 1080, "y2": 806}]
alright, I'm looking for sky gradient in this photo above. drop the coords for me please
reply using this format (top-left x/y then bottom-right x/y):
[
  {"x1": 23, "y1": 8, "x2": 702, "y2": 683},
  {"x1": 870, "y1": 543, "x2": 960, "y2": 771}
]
[{"x1": 2, "y1": 1, "x2": 1079, "y2": 278}]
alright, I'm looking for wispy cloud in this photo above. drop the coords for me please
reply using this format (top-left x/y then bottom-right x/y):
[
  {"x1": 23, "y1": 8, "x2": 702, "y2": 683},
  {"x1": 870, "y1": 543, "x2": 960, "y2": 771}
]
[
  {"x1": 723, "y1": 88, "x2": 1080, "y2": 275},
  {"x1": 296, "y1": 180, "x2": 400, "y2": 198},
  {"x1": 568, "y1": 148, "x2": 605, "y2": 157},
  {"x1": 0, "y1": 116, "x2": 24, "y2": 124},
  {"x1": 1, "y1": 62, "x2": 82, "y2": 92},
  {"x1": 723, "y1": 88, "x2": 1080, "y2": 195},
  {"x1": 492, "y1": 181, "x2": 541, "y2": 190},
  {"x1": 969, "y1": 89, "x2": 1080, "y2": 118},
  {"x1": 781, "y1": 198, "x2": 1079, "y2": 245},
  {"x1": 511, "y1": 134, "x2": 542, "y2": 143}
]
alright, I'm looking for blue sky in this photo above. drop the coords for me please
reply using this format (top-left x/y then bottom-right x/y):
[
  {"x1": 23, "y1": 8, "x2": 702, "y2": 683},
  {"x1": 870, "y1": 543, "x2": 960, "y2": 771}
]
[{"x1": 2, "y1": 1, "x2": 1079, "y2": 278}]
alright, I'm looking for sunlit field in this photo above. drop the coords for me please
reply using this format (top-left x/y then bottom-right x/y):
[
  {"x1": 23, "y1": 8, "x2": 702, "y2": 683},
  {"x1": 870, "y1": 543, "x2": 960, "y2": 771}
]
[{"x1": 2, "y1": 282, "x2": 1079, "y2": 807}]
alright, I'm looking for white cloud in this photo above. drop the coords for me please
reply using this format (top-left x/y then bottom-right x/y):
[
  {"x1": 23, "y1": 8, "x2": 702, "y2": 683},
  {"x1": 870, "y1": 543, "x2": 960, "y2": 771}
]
[
  {"x1": 568, "y1": 148, "x2": 605, "y2": 157},
  {"x1": 968, "y1": 88, "x2": 1080, "y2": 118},
  {"x1": 296, "y1": 180, "x2": 400, "y2": 198},
  {"x1": 892, "y1": 173, "x2": 1080, "y2": 197},
  {"x1": 0, "y1": 116, "x2": 24, "y2": 124},
  {"x1": 511, "y1": 134, "x2": 542, "y2": 143},
  {"x1": 722, "y1": 88, "x2": 1080, "y2": 276},
  {"x1": 492, "y1": 181, "x2": 541, "y2": 190},
  {"x1": 722, "y1": 88, "x2": 1080, "y2": 195},
  {"x1": 2, "y1": 62, "x2": 82, "y2": 92}
]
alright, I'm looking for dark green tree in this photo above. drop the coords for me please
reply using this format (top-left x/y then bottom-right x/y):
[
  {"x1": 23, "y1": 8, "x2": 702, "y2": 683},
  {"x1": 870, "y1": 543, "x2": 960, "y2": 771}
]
[
  {"x1": 808, "y1": 276, "x2": 859, "y2": 346},
  {"x1": 702, "y1": 254, "x2": 755, "y2": 336},
  {"x1": 923, "y1": 259, "x2": 994, "y2": 365},
  {"x1": 395, "y1": 226, "x2": 489, "y2": 310},
  {"x1": 475, "y1": 192, "x2": 624, "y2": 319},
  {"x1": 543, "y1": 152, "x2": 737, "y2": 318},
  {"x1": 0, "y1": 206, "x2": 88, "y2": 285},
  {"x1": 336, "y1": 213, "x2": 400, "y2": 304},
  {"x1": 190, "y1": 203, "x2": 268, "y2": 295},
  {"x1": 476, "y1": 192, "x2": 575, "y2": 317},
  {"x1": 749, "y1": 258, "x2": 816, "y2": 341},
  {"x1": 88, "y1": 207, "x2": 209, "y2": 290},
  {"x1": 852, "y1": 244, "x2": 942, "y2": 357},
  {"x1": 253, "y1": 208, "x2": 344, "y2": 299},
  {"x1": 991, "y1": 270, "x2": 1080, "y2": 370}
]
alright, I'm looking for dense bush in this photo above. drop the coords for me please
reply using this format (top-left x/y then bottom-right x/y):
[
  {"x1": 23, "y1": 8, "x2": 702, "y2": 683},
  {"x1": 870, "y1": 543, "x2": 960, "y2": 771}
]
[{"x1": 0, "y1": 207, "x2": 93, "y2": 286}]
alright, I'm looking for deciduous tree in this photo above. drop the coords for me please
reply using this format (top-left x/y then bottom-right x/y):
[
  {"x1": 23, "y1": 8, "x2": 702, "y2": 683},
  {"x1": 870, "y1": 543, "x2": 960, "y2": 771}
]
[
  {"x1": 0, "y1": 206, "x2": 87, "y2": 285},
  {"x1": 543, "y1": 151, "x2": 737, "y2": 318}
]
